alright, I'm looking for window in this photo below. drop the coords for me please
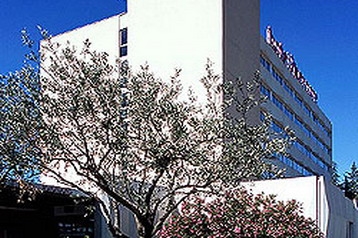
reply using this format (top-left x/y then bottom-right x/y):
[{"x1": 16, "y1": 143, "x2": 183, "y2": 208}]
[
  {"x1": 312, "y1": 113, "x2": 318, "y2": 123},
  {"x1": 303, "y1": 103, "x2": 311, "y2": 117},
  {"x1": 294, "y1": 141, "x2": 310, "y2": 158},
  {"x1": 294, "y1": 117, "x2": 304, "y2": 130},
  {"x1": 272, "y1": 69, "x2": 282, "y2": 84},
  {"x1": 260, "y1": 56, "x2": 271, "y2": 72},
  {"x1": 119, "y1": 28, "x2": 128, "y2": 57},
  {"x1": 311, "y1": 153, "x2": 319, "y2": 164},
  {"x1": 272, "y1": 94, "x2": 283, "y2": 110},
  {"x1": 260, "y1": 56, "x2": 265, "y2": 66},
  {"x1": 272, "y1": 121, "x2": 283, "y2": 134},
  {"x1": 120, "y1": 28, "x2": 128, "y2": 45},
  {"x1": 317, "y1": 139, "x2": 324, "y2": 150},
  {"x1": 283, "y1": 81, "x2": 294, "y2": 97},
  {"x1": 294, "y1": 94, "x2": 303, "y2": 107},
  {"x1": 120, "y1": 46, "x2": 128, "y2": 57},
  {"x1": 310, "y1": 152, "x2": 329, "y2": 172},
  {"x1": 260, "y1": 85, "x2": 270, "y2": 98},
  {"x1": 311, "y1": 132, "x2": 318, "y2": 144},
  {"x1": 303, "y1": 124, "x2": 310, "y2": 137},
  {"x1": 275, "y1": 154, "x2": 313, "y2": 176},
  {"x1": 283, "y1": 107, "x2": 294, "y2": 121},
  {"x1": 312, "y1": 114, "x2": 330, "y2": 136},
  {"x1": 283, "y1": 156, "x2": 293, "y2": 167},
  {"x1": 277, "y1": 74, "x2": 284, "y2": 85},
  {"x1": 293, "y1": 160, "x2": 302, "y2": 173}
]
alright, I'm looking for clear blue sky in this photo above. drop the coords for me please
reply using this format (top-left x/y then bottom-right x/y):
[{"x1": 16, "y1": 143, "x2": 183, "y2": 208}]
[
  {"x1": 0, "y1": 0, "x2": 125, "y2": 73},
  {"x1": 0, "y1": 1, "x2": 356, "y2": 176}
]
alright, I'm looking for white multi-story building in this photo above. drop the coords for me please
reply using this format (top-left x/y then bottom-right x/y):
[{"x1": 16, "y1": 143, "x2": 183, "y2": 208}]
[
  {"x1": 48, "y1": 0, "x2": 331, "y2": 179},
  {"x1": 40, "y1": 1, "x2": 358, "y2": 238}
]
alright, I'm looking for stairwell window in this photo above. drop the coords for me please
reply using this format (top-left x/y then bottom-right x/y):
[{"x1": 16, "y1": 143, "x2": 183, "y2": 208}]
[{"x1": 119, "y1": 28, "x2": 128, "y2": 57}]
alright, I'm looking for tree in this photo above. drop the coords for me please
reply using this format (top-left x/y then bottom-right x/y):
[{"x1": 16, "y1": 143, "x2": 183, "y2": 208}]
[
  {"x1": 160, "y1": 188, "x2": 324, "y2": 238},
  {"x1": 0, "y1": 64, "x2": 42, "y2": 186},
  {"x1": 330, "y1": 161, "x2": 341, "y2": 188},
  {"x1": 2, "y1": 31, "x2": 291, "y2": 238},
  {"x1": 343, "y1": 162, "x2": 358, "y2": 200},
  {"x1": 0, "y1": 30, "x2": 44, "y2": 201}
]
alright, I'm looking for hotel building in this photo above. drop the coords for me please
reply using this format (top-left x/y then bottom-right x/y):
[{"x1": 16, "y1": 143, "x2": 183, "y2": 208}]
[
  {"x1": 45, "y1": 0, "x2": 332, "y2": 179},
  {"x1": 39, "y1": 1, "x2": 358, "y2": 237}
]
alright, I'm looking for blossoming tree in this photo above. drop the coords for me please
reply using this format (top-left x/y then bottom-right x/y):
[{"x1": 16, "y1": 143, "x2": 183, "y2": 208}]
[
  {"x1": 160, "y1": 188, "x2": 324, "y2": 238},
  {"x1": 1, "y1": 30, "x2": 292, "y2": 238}
]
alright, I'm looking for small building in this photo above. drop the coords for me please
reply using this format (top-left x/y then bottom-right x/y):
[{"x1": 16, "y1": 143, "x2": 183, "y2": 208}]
[{"x1": 0, "y1": 183, "x2": 112, "y2": 238}]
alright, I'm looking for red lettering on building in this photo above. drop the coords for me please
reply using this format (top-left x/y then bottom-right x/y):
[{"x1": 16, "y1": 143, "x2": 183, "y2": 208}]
[{"x1": 266, "y1": 26, "x2": 318, "y2": 102}]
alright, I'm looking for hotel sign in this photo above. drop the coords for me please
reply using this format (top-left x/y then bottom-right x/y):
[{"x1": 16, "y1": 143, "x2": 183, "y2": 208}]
[{"x1": 265, "y1": 26, "x2": 318, "y2": 102}]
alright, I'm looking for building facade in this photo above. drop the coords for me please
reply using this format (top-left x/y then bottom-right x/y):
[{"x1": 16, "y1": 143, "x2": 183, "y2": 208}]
[
  {"x1": 121, "y1": 0, "x2": 332, "y2": 178},
  {"x1": 36, "y1": 1, "x2": 349, "y2": 237},
  {"x1": 260, "y1": 28, "x2": 332, "y2": 178},
  {"x1": 45, "y1": 0, "x2": 332, "y2": 179}
]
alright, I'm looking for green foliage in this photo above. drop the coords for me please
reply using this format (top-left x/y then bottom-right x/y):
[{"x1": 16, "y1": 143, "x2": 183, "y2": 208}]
[
  {"x1": 330, "y1": 161, "x2": 342, "y2": 188},
  {"x1": 343, "y1": 162, "x2": 358, "y2": 200},
  {"x1": 160, "y1": 188, "x2": 324, "y2": 238}
]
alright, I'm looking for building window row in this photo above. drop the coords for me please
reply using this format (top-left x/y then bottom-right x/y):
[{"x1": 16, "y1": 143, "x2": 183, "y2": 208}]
[
  {"x1": 272, "y1": 94, "x2": 283, "y2": 111},
  {"x1": 294, "y1": 117, "x2": 310, "y2": 138},
  {"x1": 260, "y1": 56, "x2": 330, "y2": 137},
  {"x1": 260, "y1": 85, "x2": 330, "y2": 156},
  {"x1": 274, "y1": 153, "x2": 314, "y2": 176},
  {"x1": 283, "y1": 106, "x2": 294, "y2": 121},
  {"x1": 260, "y1": 112, "x2": 287, "y2": 137},
  {"x1": 293, "y1": 140, "x2": 329, "y2": 172},
  {"x1": 260, "y1": 111, "x2": 330, "y2": 173}
]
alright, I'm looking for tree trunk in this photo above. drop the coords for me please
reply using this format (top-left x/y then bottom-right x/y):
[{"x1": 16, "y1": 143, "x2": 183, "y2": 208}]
[
  {"x1": 143, "y1": 224, "x2": 154, "y2": 238},
  {"x1": 108, "y1": 225, "x2": 127, "y2": 238},
  {"x1": 137, "y1": 220, "x2": 154, "y2": 238}
]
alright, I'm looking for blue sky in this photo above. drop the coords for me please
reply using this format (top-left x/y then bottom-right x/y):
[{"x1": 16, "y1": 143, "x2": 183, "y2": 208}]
[
  {"x1": 0, "y1": 0, "x2": 125, "y2": 73},
  {"x1": 0, "y1": 1, "x2": 356, "y2": 176}
]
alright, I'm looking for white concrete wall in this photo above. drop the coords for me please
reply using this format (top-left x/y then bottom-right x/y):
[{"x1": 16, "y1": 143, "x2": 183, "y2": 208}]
[
  {"x1": 46, "y1": 14, "x2": 121, "y2": 64},
  {"x1": 39, "y1": 15, "x2": 121, "y2": 188},
  {"x1": 324, "y1": 178, "x2": 358, "y2": 238},
  {"x1": 244, "y1": 176, "x2": 358, "y2": 238},
  {"x1": 244, "y1": 176, "x2": 319, "y2": 221},
  {"x1": 125, "y1": 0, "x2": 223, "y2": 99}
]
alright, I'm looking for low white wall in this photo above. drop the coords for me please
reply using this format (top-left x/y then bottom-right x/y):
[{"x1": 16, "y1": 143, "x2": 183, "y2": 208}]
[{"x1": 244, "y1": 176, "x2": 358, "y2": 238}]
